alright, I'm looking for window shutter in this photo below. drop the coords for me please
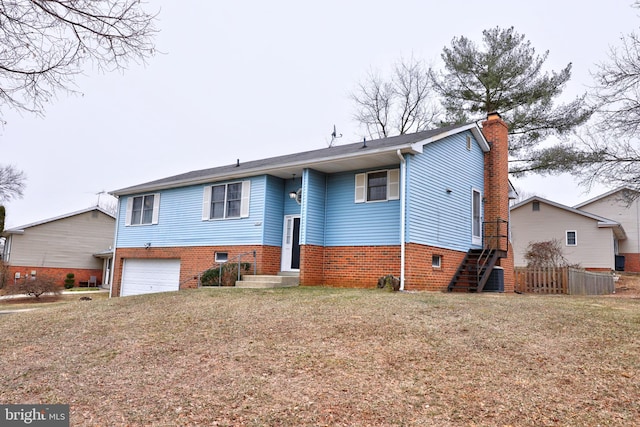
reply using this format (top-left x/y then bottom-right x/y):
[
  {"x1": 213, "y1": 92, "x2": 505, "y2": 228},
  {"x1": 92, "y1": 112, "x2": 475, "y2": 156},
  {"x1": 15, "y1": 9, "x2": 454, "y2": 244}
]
[
  {"x1": 151, "y1": 193, "x2": 160, "y2": 224},
  {"x1": 355, "y1": 173, "x2": 366, "y2": 203},
  {"x1": 240, "y1": 180, "x2": 251, "y2": 218},
  {"x1": 125, "y1": 197, "x2": 133, "y2": 226},
  {"x1": 388, "y1": 169, "x2": 400, "y2": 200},
  {"x1": 202, "y1": 186, "x2": 212, "y2": 220}
]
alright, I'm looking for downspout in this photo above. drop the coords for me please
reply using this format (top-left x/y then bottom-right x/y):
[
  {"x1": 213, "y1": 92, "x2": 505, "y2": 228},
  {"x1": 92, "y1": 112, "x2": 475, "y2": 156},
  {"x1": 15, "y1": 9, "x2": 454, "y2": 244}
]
[
  {"x1": 108, "y1": 196, "x2": 121, "y2": 299},
  {"x1": 396, "y1": 149, "x2": 406, "y2": 291}
]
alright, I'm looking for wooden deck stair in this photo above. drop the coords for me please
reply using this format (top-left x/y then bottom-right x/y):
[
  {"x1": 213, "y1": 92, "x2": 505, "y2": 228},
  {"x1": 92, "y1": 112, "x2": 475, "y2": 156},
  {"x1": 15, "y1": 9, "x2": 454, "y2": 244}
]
[{"x1": 447, "y1": 248, "x2": 504, "y2": 292}]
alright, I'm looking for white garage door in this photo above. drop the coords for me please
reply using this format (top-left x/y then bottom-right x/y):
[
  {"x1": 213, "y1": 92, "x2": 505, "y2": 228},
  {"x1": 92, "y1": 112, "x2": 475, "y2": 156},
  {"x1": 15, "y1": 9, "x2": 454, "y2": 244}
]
[{"x1": 121, "y1": 259, "x2": 181, "y2": 297}]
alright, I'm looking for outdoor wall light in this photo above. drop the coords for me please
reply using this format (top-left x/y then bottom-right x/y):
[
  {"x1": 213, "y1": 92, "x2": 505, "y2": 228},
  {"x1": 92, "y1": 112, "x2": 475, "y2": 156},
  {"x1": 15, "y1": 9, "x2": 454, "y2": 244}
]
[{"x1": 289, "y1": 191, "x2": 298, "y2": 199}]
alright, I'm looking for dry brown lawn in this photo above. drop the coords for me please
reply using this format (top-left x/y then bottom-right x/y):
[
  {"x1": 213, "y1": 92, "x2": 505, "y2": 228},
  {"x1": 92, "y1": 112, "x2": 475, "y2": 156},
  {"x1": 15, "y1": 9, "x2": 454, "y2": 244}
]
[{"x1": 1, "y1": 286, "x2": 638, "y2": 426}]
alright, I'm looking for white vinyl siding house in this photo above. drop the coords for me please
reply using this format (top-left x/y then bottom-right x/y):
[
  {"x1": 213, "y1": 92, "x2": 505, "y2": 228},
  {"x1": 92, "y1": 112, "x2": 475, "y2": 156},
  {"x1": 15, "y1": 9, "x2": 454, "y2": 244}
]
[
  {"x1": 510, "y1": 197, "x2": 624, "y2": 270},
  {"x1": 574, "y1": 188, "x2": 640, "y2": 257},
  {"x1": 2, "y1": 208, "x2": 115, "y2": 269}
]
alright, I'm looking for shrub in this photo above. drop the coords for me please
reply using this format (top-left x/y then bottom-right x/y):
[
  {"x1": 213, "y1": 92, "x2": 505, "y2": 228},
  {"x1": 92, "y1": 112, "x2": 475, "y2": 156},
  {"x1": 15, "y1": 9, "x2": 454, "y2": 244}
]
[
  {"x1": 201, "y1": 263, "x2": 251, "y2": 286},
  {"x1": 524, "y1": 239, "x2": 581, "y2": 268},
  {"x1": 64, "y1": 273, "x2": 75, "y2": 289},
  {"x1": 4, "y1": 276, "x2": 61, "y2": 299}
]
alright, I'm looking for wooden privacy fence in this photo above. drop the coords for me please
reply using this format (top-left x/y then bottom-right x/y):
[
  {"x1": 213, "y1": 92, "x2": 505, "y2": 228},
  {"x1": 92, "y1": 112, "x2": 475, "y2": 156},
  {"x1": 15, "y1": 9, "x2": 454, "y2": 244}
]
[{"x1": 514, "y1": 267, "x2": 615, "y2": 295}]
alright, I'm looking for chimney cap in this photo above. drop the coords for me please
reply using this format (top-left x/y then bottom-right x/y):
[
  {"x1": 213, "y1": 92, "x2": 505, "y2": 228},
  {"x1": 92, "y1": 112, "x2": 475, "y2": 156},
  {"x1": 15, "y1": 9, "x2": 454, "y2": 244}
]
[{"x1": 487, "y1": 111, "x2": 502, "y2": 120}]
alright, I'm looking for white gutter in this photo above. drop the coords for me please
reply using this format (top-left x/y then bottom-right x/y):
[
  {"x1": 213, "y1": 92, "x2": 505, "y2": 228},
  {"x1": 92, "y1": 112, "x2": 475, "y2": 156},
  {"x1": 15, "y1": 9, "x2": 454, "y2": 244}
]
[
  {"x1": 108, "y1": 197, "x2": 121, "y2": 299},
  {"x1": 397, "y1": 149, "x2": 406, "y2": 291}
]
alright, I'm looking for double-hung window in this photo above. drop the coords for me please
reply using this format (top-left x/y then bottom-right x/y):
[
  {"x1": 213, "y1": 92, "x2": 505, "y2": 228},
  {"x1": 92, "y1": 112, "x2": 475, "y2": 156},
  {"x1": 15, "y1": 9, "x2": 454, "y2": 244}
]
[
  {"x1": 355, "y1": 169, "x2": 400, "y2": 203},
  {"x1": 202, "y1": 181, "x2": 251, "y2": 220},
  {"x1": 126, "y1": 194, "x2": 160, "y2": 226},
  {"x1": 566, "y1": 230, "x2": 577, "y2": 246}
]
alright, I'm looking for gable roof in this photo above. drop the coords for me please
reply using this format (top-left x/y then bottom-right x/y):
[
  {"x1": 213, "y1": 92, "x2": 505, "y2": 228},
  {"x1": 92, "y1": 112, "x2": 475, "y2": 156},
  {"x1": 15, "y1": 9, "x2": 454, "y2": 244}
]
[
  {"x1": 511, "y1": 196, "x2": 627, "y2": 239},
  {"x1": 2, "y1": 206, "x2": 115, "y2": 236},
  {"x1": 573, "y1": 186, "x2": 639, "y2": 209},
  {"x1": 111, "y1": 122, "x2": 489, "y2": 196}
]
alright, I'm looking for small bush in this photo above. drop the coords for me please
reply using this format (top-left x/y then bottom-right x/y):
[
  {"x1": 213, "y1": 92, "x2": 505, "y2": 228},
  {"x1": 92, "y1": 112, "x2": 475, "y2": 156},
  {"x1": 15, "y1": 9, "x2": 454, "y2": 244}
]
[
  {"x1": 64, "y1": 272, "x2": 75, "y2": 289},
  {"x1": 201, "y1": 263, "x2": 251, "y2": 286},
  {"x1": 4, "y1": 276, "x2": 61, "y2": 299}
]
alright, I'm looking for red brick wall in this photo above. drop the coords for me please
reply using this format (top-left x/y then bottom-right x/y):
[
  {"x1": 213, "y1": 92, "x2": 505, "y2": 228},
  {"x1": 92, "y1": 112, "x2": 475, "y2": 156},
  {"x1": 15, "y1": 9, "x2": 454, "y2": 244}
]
[
  {"x1": 482, "y1": 112, "x2": 514, "y2": 291},
  {"x1": 405, "y1": 243, "x2": 466, "y2": 291},
  {"x1": 111, "y1": 245, "x2": 281, "y2": 297},
  {"x1": 4, "y1": 266, "x2": 103, "y2": 288},
  {"x1": 619, "y1": 253, "x2": 640, "y2": 273},
  {"x1": 300, "y1": 244, "x2": 325, "y2": 285},
  {"x1": 322, "y1": 246, "x2": 401, "y2": 288},
  {"x1": 300, "y1": 243, "x2": 472, "y2": 291}
]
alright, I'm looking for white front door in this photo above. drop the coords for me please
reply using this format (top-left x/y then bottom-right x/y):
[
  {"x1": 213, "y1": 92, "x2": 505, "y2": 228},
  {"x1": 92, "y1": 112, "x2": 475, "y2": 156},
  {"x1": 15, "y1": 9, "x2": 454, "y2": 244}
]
[{"x1": 281, "y1": 215, "x2": 301, "y2": 271}]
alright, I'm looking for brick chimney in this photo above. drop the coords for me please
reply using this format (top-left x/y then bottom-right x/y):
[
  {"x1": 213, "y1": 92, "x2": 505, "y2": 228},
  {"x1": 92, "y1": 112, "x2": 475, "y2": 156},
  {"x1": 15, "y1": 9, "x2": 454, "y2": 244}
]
[{"x1": 482, "y1": 112, "x2": 514, "y2": 291}]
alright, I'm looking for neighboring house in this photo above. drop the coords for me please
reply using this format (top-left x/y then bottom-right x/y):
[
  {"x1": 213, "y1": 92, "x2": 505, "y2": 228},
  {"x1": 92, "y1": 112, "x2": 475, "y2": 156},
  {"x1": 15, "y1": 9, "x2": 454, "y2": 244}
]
[
  {"x1": 510, "y1": 196, "x2": 626, "y2": 271},
  {"x1": 1, "y1": 207, "x2": 116, "y2": 287},
  {"x1": 109, "y1": 113, "x2": 514, "y2": 297},
  {"x1": 574, "y1": 187, "x2": 640, "y2": 272}
]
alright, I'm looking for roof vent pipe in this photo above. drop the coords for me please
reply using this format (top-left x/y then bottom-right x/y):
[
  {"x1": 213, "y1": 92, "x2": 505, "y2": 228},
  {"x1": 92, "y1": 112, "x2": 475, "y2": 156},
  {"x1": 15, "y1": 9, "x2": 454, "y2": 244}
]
[
  {"x1": 362, "y1": 137, "x2": 367, "y2": 148},
  {"x1": 236, "y1": 159, "x2": 240, "y2": 167}
]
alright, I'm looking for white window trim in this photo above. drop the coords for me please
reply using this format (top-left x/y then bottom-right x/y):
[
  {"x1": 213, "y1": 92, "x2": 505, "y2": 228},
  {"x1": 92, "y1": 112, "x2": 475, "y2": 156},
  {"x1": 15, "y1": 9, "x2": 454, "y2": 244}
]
[
  {"x1": 125, "y1": 193, "x2": 160, "y2": 226},
  {"x1": 202, "y1": 180, "x2": 251, "y2": 220},
  {"x1": 432, "y1": 254, "x2": 442, "y2": 268},
  {"x1": 354, "y1": 169, "x2": 400, "y2": 203},
  {"x1": 471, "y1": 188, "x2": 482, "y2": 246},
  {"x1": 566, "y1": 230, "x2": 577, "y2": 246}
]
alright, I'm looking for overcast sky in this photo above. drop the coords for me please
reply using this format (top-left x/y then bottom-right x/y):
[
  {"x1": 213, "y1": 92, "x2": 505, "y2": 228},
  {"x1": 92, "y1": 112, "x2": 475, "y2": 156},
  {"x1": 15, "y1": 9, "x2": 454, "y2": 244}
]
[{"x1": 1, "y1": 0, "x2": 638, "y2": 228}]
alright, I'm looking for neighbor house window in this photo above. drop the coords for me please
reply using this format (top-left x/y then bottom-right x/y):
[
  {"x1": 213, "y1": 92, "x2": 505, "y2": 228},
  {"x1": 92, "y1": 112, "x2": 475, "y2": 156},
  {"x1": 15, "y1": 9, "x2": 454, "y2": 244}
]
[
  {"x1": 532, "y1": 201, "x2": 540, "y2": 211},
  {"x1": 566, "y1": 230, "x2": 577, "y2": 246},
  {"x1": 126, "y1": 194, "x2": 160, "y2": 226},
  {"x1": 202, "y1": 181, "x2": 251, "y2": 220},
  {"x1": 355, "y1": 169, "x2": 400, "y2": 203},
  {"x1": 432, "y1": 255, "x2": 442, "y2": 268}
]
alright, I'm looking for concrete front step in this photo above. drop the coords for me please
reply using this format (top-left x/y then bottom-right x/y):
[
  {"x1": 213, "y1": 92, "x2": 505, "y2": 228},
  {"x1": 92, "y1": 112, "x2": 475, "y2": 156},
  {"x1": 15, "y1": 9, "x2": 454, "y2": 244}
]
[{"x1": 235, "y1": 274, "x2": 299, "y2": 288}]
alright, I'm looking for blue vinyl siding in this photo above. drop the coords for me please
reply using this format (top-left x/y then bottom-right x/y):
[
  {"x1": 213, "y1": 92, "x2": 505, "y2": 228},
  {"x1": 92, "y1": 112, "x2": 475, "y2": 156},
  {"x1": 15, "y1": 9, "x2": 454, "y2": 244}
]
[
  {"x1": 324, "y1": 167, "x2": 400, "y2": 246},
  {"x1": 301, "y1": 169, "x2": 326, "y2": 246},
  {"x1": 283, "y1": 177, "x2": 302, "y2": 216},
  {"x1": 406, "y1": 131, "x2": 484, "y2": 251},
  {"x1": 263, "y1": 175, "x2": 285, "y2": 246},
  {"x1": 116, "y1": 176, "x2": 266, "y2": 248}
]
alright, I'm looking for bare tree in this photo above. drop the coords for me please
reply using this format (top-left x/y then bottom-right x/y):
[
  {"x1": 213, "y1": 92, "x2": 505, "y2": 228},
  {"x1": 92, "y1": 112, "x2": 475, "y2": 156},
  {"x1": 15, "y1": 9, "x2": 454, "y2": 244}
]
[
  {"x1": 592, "y1": 28, "x2": 640, "y2": 136},
  {"x1": 0, "y1": 165, "x2": 25, "y2": 202},
  {"x1": 0, "y1": 0, "x2": 158, "y2": 119},
  {"x1": 524, "y1": 239, "x2": 579, "y2": 268},
  {"x1": 351, "y1": 58, "x2": 439, "y2": 139}
]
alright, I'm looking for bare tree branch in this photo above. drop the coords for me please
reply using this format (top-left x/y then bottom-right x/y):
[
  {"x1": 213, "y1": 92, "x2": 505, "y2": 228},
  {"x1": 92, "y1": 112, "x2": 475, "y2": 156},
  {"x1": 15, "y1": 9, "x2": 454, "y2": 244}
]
[
  {"x1": 351, "y1": 57, "x2": 439, "y2": 140},
  {"x1": 0, "y1": 165, "x2": 26, "y2": 202},
  {"x1": 0, "y1": 0, "x2": 158, "y2": 118}
]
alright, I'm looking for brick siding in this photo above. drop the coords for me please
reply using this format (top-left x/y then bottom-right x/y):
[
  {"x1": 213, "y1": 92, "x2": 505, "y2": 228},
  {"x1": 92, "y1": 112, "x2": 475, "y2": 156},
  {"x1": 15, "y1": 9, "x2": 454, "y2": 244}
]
[
  {"x1": 111, "y1": 245, "x2": 281, "y2": 297},
  {"x1": 3, "y1": 265, "x2": 103, "y2": 288},
  {"x1": 482, "y1": 113, "x2": 515, "y2": 291}
]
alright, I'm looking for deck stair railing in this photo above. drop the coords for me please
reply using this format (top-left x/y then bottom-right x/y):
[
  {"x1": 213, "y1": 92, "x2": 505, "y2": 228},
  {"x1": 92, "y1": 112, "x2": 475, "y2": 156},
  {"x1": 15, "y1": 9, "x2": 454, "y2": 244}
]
[{"x1": 447, "y1": 218, "x2": 508, "y2": 292}]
